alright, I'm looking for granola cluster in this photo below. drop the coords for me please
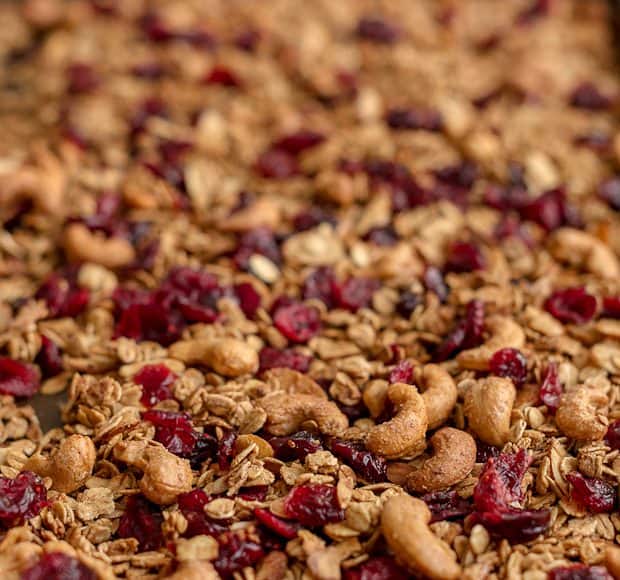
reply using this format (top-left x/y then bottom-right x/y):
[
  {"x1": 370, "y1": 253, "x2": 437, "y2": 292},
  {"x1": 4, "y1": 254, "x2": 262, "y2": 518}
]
[{"x1": 1, "y1": 0, "x2": 620, "y2": 578}]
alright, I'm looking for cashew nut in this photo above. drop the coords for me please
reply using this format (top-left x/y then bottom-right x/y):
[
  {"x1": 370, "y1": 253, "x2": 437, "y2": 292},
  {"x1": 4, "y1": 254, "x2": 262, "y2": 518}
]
[
  {"x1": 415, "y1": 364, "x2": 458, "y2": 429},
  {"x1": 23, "y1": 434, "x2": 96, "y2": 494},
  {"x1": 406, "y1": 428, "x2": 476, "y2": 493},
  {"x1": 113, "y1": 441, "x2": 192, "y2": 505},
  {"x1": 555, "y1": 387, "x2": 608, "y2": 441},
  {"x1": 381, "y1": 494, "x2": 461, "y2": 580},
  {"x1": 605, "y1": 546, "x2": 620, "y2": 580},
  {"x1": 366, "y1": 383, "x2": 428, "y2": 459},
  {"x1": 63, "y1": 223, "x2": 136, "y2": 269},
  {"x1": 464, "y1": 377, "x2": 516, "y2": 446},
  {"x1": 548, "y1": 227, "x2": 620, "y2": 279},
  {"x1": 457, "y1": 316, "x2": 525, "y2": 371},
  {"x1": 259, "y1": 393, "x2": 348, "y2": 436},
  {"x1": 169, "y1": 337, "x2": 259, "y2": 377}
]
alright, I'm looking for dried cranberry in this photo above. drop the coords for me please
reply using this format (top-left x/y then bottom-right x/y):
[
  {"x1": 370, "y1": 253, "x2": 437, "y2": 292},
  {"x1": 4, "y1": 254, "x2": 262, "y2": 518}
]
[
  {"x1": 422, "y1": 490, "x2": 472, "y2": 523},
  {"x1": 476, "y1": 440, "x2": 500, "y2": 464},
  {"x1": 258, "y1": 347, "x2": 312, "y2": 374},
  {"x1": 37, "y1": 274, "x2": 90, "y2": 319},
  {"x1": 344, "y1": 556, "x2": 409, "y2": 580},
  {"x1": 142, "y1": 410, "x2": 197, "y2": 456},
  {"x1": 238, "y1": 486, "x2": 268, "y2": 501},
  {"x1": 302, "y1": 267, "x2": 338, "y2": 308},
  {"x1": 570, "y1": 83, "x2": 612, "y2": 111},
  {"x1": 424, "y1": 266, "x2": 449, "y2": 302},
  {"x1": 131, "y1": 62, "x2": 166, "y2": 79},
  {"x1": 21, "y1": 552, "x2": 97, "y2": 580},
  {"x1": 544, "y1": 287, "x2": 597, "y2": 324},
  {"x1": 254, "y1": 508, "x2": 299, "y2": 539},
  {"x1": 434, "y1": 299, "x2": 485, "y2": 362},
  {"x1": 472, "y1": 508, "x2": 550, "y2": 544},
  {"x1": 270, "y1": 431, "x2": 323, "y2": 461},
  {"x1": 273, "y1": 302, "x2": 321, "y2": 343},
  {"x1": 218, "y1": 430, "x2": 237, "y2": 470},
  {"x1": 255, "y1": 148, "x2": 298, "y2": 179},
  {"x1": 0, "y1": 357, "x2": 40, "y2": 398},
  {"x1": 602, "y1": 296, "x2": 620, "y2": 318},
  {"x1": 233, "y1": 227, "x2": 281, "y2": 269},
  {"x1": 35, "y1": 336, "x2": 63, "y2": 379},
  {"x1": 489, "y1": 348, "x2": 527, "y2": 387},
  {"x1": 177, "y1": 489, "x2": 226, "y2": 537},
  {"x1": 435, "y1": 161, "x2": 478, "y2": 190},
  {"x1": 0, "y1": 471, "x2": 48, "y2": 527},
  {"x1": 214, "y1": 530, "x2": 265, "y2": 578},
  {"x1": 284, "y1": 483, "x2": 344, "y2": 527},
  {"x1": 599, "y1": 177, "x2": 620, "y2": 211},
  {"x1": 356, "y1": 17, "x2": 400, "y2": 43},
  {"x1": 364, "y1": 225, "x2": 399, "y2": 246},
  {"x1": 293, "y1": 207, "x2": 337, "y2": 232},
  {"x1": 386, "y1": 107, "x2": 442, "y2": 131},
  {"x1": 548, "y1": 565, "x2": 613, "y2": 580},
  {"x1": 234, "y1": 28, "x2": 260, "y2": 51},
  {"x1": 445, "y1": 241, "x2": 485, "y2": 273},
  {"x1": 114, "y1": 301, "x2": 182, "y2": 345},
  {"x1": 329, "y1": 439, "x2": 387, "y2": 482},
  {"x1": 566, "y1": 472, "x2": 616, "y2": 513},
  {"x1": 117, "y1": 495, "x2": 163, "y2": 551},
  {"x1": 272, "y1": 130, "x2": 325, "y2": 155},
  {"x1": 204, "y1": 66, "x2": 240, "y2": 87},
  {"x1": 66, "y1": 63, "x2": 99, "y2": 94},
  {"x1": 233, "y1": 283, "x2": 261, "y2": 318},
  {"x1": 519, "y1": 188, "x2": 578, "y2": 231},
  {"x1": 516, "y1": 0, "x2": 551, "y2": 25},
  {"x1": 574, "y1": 131, "x2": 610, "y2": 152},
  {"x1": 333, "y1": 278, "x2": 379, "y2": 312},
  {"x1": 389, "y1": 360, "x2": 413, "y2": 384},
  {"x1": 396, "y1": 290, "x2": 421, "y2": 318},
  {"x1": 605, "y1": 420, "x2": 620, "y2": 450},
  {"x1": 134, "y1": 364, "x2": 176, "y2": 407},
  {"x1": 539, "y1": 362, "x2": 562, "y2": 413}
]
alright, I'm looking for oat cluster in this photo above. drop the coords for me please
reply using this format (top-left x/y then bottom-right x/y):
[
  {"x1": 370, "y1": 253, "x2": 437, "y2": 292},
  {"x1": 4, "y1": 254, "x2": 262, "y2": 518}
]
[{"x1": 1, "y1": 0, "x2": 620, "y2": 579}]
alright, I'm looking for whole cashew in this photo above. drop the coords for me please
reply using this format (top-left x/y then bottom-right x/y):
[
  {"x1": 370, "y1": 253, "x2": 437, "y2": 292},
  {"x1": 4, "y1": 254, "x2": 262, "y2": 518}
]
[
  {"x1": 366, "y1": 383, "x2": 428, "y2": 459},
  {"x1": 406, "y1": 428, "x2": 476, "y2": 493},
  {"x1": 457, "y1": 316, "x2": 525, "y2": 371},
  {"x1": 555, "y1": 387, "x2": 608, "y2": 441},
  {"x1": 415, "y1": 365, "x2": 458, "y2": 429},
  {"x1": 113, "y1": 441, "x2": 192, "y2": 505},
  {"x1": 24, "y1": 434, "x2": 96, "y2": 493},
  {"x1": 464, "y1": 377, "x2": 516, "y2": 446},
  {"x1": 63, "y1": 223, "x2": 136, "y2": 269},
  {"x1": 169, "y1": 337, "x2": 259, "y2": 377},
  {"x1": 381, "y1": 494, "x2": 461, "y2": 580},
  {"x1": 548, "y1": 227, "x2": 620, "y2": 279},
  {"x1": 606, "y1": 546, "x2": 620, "y2": 580}
]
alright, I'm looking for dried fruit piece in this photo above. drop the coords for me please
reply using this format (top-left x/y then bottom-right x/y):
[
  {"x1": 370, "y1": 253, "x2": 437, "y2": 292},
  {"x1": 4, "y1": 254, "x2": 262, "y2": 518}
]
[
  {"x1": 273, "y1": 302, "x2": 321, "y2": 343},
  {"x1": 0, "y1": 357, "x2": 40, "y2": 398},
  {"x1": 344, "y1": 556, "x2": 409, "y2": 580},
  {"x1": 329, "y1": 439, "x2": 387, "y2": 482},
  {"x1": 444, "y1": 241, "x2": 485, "y2": 273},
  {"x1": 489, "y1": 348, "x2": 528, "y2": 387},
  {"x1": 389, "y1": 360, "x2": 413, "y2": 384},
  {"x1": 35, "y1": 336, "x2": 63, "y2": 378},
  {"x1": 270, "y1": 431, "x2": 323, "y2": 461},
  {"x1": 599, "y1": 177, "x2": 620, "y2": 211},
  {"x1": 356, "y1": 17, "x2": 400, "y2": 43},
  {"x1": 259, "y1": 347, "x2": 312, "y2": 374},
  {"x1": 0, "y1": 471, "x2": 48, "y2": 527},
  {"x1": 434, "y1": 299, "x2": 485, "y2": 362},
  {"x1": 117, "y1": 495, "x2": 163, "y2": 551},
  {"x1": 178, "y1": 489, "x2": 225, "y2": 537},
  {"x1": 566, "y1": 472, "x2": 616, "y2": 513},
  {"x1": 22, "y1": 552, "x2": 97, "y2": 580},
  {"x1": 254, "y1": 508, "x2": 299, "y2": 539},
  {"x1": 570, "y1": 82, "x2": 612, "y2": 110},
  {"x1": 396, "y1": 290, "x2": 421, "y2": 318},
  {"x1": 334, "y1": 278, "x2": 380, "y2": 312},
  {"x1": 422, "y1": 490, "x2": 472, "y2": 523},
  {"x1": 539, "y1": 362, "x2": 562, "y2": 413},
  {"x1": 283, "y1": 483, "x2": 344, "y2": 527},
  {"x1": 214, "y1": 530, "x2": 265, "y2": 577},
  {"x1": 548, "y1": 564, "x2": 613, "y2": 580},
  {"x1": 386, "y1": 108, "x2": 442, "y2": 131},
  {"x1": 134, "y1": 364, "x2": 177, "y2": 407},
  {"x1": 544, "y1": 287, "x2": 597, "y2": 324},
  {"x1": 142, "y1": 410, "x2": 197, "y2": 456},
  {"x1": 37, "y1": 274, "x2": 90, "y2": 319},
  {"x1": 605, "y1": 419, "x2": 620, "y2": 450}
]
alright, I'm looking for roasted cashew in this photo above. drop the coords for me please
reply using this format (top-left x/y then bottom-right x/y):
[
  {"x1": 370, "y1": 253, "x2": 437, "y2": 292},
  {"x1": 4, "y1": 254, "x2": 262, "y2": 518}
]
[
  {"x1": 464, "y1": 377, "x2": 516, "y2": 446},
  {"x1": 366, "y1": 383, "x2": 428, "y2": 459},
  {"x1": 169, "y1": 337, "x2": 259, "y2": 377},
  {"x1": 24, "y1": 434, "x2": 96, "y2": 493},
  {"x1": 113, "y1": 440, "x2": 192, "y2": 505},
  {"x1": 406, "y1": 428, "x2": 476, "y2": 493},
  {"x1": 415, "y1": 364, "x2": 458, "y2": 429},
  {"x1": 606, "y1": 546, "x2": 620, "y2": 580},
  {"x1": 381, "y1": 494, "x2": 461, "y2": 580},
  {"x1": 548, "y1": 227, "x2": 620, "y2": 279},
  {"x1": 63, "y1": 223, "x2": 136, "y2": 269},
  {"x1": 555, "y1": 387, "x2": 608, "y2": 441},
  {"x1": 457, "y1": 316, "x2": 525, "y2": 371},
  {"x1": 259, "y1": 393, "x2": 348, "y2": 436}
]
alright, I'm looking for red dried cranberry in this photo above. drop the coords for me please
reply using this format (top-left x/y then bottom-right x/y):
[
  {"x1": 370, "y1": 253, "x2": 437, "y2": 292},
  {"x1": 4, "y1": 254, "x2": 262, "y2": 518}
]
[
  {"x1": 214, "y1": 530, "x2": 265, "y2": 578},
  {"x1": 519, "y1": 188, "x2": 578, "y2": 231},
  {"x1": 131, "y1": 62, "x2": 166, "y2": 79},
  {"x1": 516, "y1": 0, "x2": 550, "y2": 25},
  {"x1": 476, "y1": 440, "x2": 500, "y2": 463},
  {"x1": 233, "y1": 227, "x2": 281, "y2": 269},
  {"x1": 566, "y1": 472, "x2": 616, "y2": 513},
  {"x1": 570, "y1": 83, "x2": 612, "y2": 111},
  {"x1": 21, "y1": 552, "x2": 97, "y2": 580},
  {"x1": 333, "y1": 278, "x2": 379, "y2": 312},
  {"x1": 253, "y1": 508, "x2": 299, "y2": 539},
  {"x1": 424, "y1": 266, "x2": 449, "y2": 302},
  {"x1": 177, "y1": 489, "x2": 226, "y2": 537},
  {"x1": 238, "y1": 486, "x2": 268, "y2": 501},
  {"x1": 114, "y1": 301, "x2": 182, "y2": 345},
  {"x1": 422, "y1": 490, "x2": 472, "y2": 523},
  {"x1": 548, "y1": 565, "x2": 613, "y2": 580},
  {"x1": 389, "y1": 360, "x2": 413, "y2": 384},
  {"x1": 284, "y1": 483, "x2": 344, "y2": 527},
  {"x1": 302, "y1": 267, "x2": 338, "y2": 308},
  {"x1": 272, "y1": 130, "x2": 325, "y2": 155},
  {"x1": 605, "y1": 419, "x2": 620, "y2": 450},
  {"x1": 0, "y1": 357, "x2": 40, "y2": 398},
  {"x1": 544, "y1": 287, "x2": 597, "y2": 324},
  {"x1": 233, "y1": 282, "x2": 261, "y2": 318},
  {"x1": 539, "y1": 362, "x2": 562, "y2": 413},
  {"x1": 386, "y1": 107, "x2": 442, "y2": 131},
  {"x1": 134, "y1": 364, "x2": 176, "y2": 407},
  {"x1": 444, "y1": 241, "x2": 486, "y2": 273},
  {"x1": 140, "y1": 13, "x2": 173, "y2": 42},
  {"x1": 602, "y1": 296, "x2": 620, "y2": 318},
  {"x1": 258, "y1": 347, "x2": 312, "y2": 374},
  {"x1": 356, "y1": 18, "x2": 400, "y2": 43},
  {"x1": 329, "y1": 439, "x2": 387, "y2": 483},
  {"x1": 218, "y1": 430, "x2": 237, "y2": 470},
  {"x1": 396, "y1": 290, "x2": 421, "y2": 318},
  {"x1": 343, "y1": 556, "x2": 409, "y2": 580},
  {"x1": 434, "y1": 299, "x2": 485, "y2": 362},
  {"x1": 472, "y1": 508, "x2": 550, "y2": 544},
  {"x1": 364, "y1": 226, "x2": 399, "y2": 246},
  {"x1": 37, "y1": 274, "x2": 90, "y2": 319},
  {"x1": 66, "y1": 63, "x2": 99, "y2": 94},
  {"x1": 0, "y1": 471, "x2": 48, "y2": 527},
  {"x1": 273, "y1": 302, "x2": 321, "y2": 343},
  {"x1": 129, "y1": 97, "x2": 168, "y2": 137},
  {"x1": 599, "y1": 177, "x2": 620, "y2": 211},
  {"x1": 484, "y1": 183, "x2": 529, "y2": 211},
  {"x1": 204, "y1": 66, "x2": 240, "y2": 87},
  {"x1": 255, "y1": 148, "x2": 299, "y2": 179},
  {"x1": 435, "y1": 161, "x2": 478, "y2": 190},
  {"x1": 293, "y1": 207, "x2": 337, "y2": 232},
  {"x1": 142, "y1": 410, "x2": 197, "y2": 456},
  {"x1": 270, "y1": 431, "x2": 323, "y2": 461},
  {"x1": 35, "y1": 336, "x2": 63, "y2": 379},
  {"x1": 234, "y1": 28, "x2": 260, "y2": 51},
  {"x1": 117, "y1": 495, "x2": 163, "y2": 551},
  {"x1": 489, "y1": 348, "x2": 527, "y2": 387},
  {"x1": 574, "y1": 131, "x2": 611, "y2": 152}
]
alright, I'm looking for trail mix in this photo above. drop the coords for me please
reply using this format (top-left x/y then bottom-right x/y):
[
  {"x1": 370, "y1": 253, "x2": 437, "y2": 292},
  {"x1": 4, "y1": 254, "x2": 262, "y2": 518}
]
[{"x1": 1, "y1": 0, "x2": 620, "y2": 578}]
